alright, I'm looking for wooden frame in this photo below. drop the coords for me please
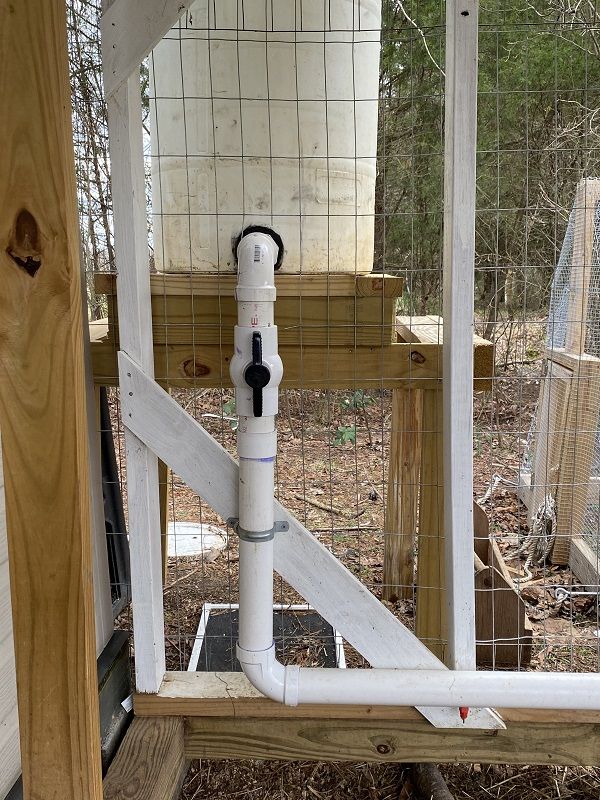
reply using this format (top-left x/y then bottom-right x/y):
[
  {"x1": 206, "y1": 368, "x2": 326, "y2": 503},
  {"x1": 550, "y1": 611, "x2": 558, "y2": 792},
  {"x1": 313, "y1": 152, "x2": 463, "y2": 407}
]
[
  {"x1": 129, "y1": 672, "x2": 600, "y2": 766},
  {"x1": 100, "y1": 0, "x2": 500, "y2": 736},
  {"x1": 525, "y1": 180, "x2": 600, "y2": 569}
]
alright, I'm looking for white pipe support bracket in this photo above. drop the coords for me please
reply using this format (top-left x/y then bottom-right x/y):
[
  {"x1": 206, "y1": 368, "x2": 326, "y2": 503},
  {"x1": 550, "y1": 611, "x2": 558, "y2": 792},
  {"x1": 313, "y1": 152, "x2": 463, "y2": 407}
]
[
  {"x1": 237, "y1": 643, "x2": 300, "y2": 705},
  {"x1": 228, "y1": 518, "x2": 289, "y2": 543}
]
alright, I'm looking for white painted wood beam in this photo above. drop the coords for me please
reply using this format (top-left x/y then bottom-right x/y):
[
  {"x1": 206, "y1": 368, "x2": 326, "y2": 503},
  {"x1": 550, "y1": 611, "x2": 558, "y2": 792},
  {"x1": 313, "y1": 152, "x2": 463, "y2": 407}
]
[
  {"x1": 443, "y1": 0, "x2": 479, "y2": 672},
  {"x1": 119, "y1": 353, "x2": 503, "y2": 730},
  {"x1": 101, "y1": 0, "x2": 194, "y2": 98},
  {"x1": 105, "y1": 74, "x2": 165, "y2": 693}
]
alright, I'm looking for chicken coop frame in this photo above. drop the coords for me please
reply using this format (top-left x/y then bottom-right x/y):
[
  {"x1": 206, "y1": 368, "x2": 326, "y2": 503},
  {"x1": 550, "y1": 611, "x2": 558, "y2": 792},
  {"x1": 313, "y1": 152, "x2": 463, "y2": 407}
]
[{"x1": 2, "y1": 2, "x2": 600, "y2": 799}]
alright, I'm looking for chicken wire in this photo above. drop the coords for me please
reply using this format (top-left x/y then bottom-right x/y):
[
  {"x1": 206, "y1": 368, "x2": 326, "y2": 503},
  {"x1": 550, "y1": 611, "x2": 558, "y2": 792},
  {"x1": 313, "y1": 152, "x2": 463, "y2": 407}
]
[
  {"x1": 71, "y1": 0, "x2": 600, "y2": 691},
  {"x1": 522, "y1": 187, "x2": 600, "y2": 565}
]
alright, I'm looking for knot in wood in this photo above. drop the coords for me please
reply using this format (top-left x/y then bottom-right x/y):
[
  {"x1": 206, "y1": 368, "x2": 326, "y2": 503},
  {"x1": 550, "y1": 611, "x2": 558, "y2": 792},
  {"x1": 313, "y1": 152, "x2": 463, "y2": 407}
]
[
  {"x1": 7, "y1": 209, "x2": 42, "y2": 277},
  {"x1": 410, "y1": 350, "x2": 426, "y2": 365},
  {"x1": 180, "y1": 358, "x2": 211, "y2": 379}
]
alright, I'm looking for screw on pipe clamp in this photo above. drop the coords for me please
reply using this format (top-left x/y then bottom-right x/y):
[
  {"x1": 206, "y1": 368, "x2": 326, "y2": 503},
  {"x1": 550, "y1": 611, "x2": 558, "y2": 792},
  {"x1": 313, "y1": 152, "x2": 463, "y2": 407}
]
[{"x1": 227, "y1": 518, "x2": 289, "y2": 542}]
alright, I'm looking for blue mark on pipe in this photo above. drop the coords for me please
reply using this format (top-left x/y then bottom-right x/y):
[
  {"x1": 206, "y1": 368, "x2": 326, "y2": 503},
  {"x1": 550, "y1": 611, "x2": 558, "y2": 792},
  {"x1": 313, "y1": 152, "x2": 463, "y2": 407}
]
[{"x1": 240, "y1": 456, "x2": 275, "y2": 463}]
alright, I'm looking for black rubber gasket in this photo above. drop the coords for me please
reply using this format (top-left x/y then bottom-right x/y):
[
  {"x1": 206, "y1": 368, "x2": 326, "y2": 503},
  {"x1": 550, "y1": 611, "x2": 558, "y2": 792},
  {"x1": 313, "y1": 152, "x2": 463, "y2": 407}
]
[{"x1": 233, "y1": 225, "x2": 285, "y2": 270}]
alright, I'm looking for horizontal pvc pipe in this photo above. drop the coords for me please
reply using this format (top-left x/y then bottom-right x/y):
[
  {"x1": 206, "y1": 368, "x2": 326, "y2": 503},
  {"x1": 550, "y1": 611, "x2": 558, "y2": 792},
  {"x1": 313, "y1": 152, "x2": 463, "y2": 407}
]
[
  {"x1": 236, "y1": 644, "x2": 600, "y2": 710},
  {"x1": 294, "y1": 666, "x2": 600, "y2": 710}
]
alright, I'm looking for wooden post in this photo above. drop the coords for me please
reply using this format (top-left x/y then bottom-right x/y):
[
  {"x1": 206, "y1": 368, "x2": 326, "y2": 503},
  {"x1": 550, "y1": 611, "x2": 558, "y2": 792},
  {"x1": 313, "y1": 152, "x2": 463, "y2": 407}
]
[
  {"x1": 383, "y1": 389, "x2": 422, "y2": 602},
  {"x1": 0, "y1": 0, "x2": 103, "y2": 796},
  {"x1": 159, "y1": 459, "x2": 170, "y2": 583},
  {"x1": 103, "y1": 34, "x2": 166, "y2": 692},
  {"x1": 415, "y1": 387, "x2": 446, "y2": 661},
  {"x1": 103, "y1": 717, "x2": 187, "y2": 800}
]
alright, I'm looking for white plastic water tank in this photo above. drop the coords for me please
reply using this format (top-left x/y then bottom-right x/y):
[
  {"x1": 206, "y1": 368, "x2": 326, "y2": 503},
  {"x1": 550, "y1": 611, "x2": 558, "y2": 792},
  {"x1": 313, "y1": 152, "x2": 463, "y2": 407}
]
[{"x1": 149, "y1": 0, "x2": 381, "y2": 273}]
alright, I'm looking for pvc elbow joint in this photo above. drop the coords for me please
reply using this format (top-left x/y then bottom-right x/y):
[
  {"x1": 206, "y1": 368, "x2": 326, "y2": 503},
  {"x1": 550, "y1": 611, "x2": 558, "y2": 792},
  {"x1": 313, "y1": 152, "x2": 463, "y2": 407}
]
[{"x1": 236, "y1": 643, "x2": 300, "y2": 706}]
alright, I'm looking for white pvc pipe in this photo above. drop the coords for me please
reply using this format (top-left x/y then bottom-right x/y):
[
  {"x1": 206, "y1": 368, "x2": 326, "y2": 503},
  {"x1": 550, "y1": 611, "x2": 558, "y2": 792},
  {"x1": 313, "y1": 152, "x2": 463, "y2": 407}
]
[
  {"x1": 238, "y1": 539, "x2": 274, "y2": 654},
  {"x1": 231, "y1": 230, "x2": 600, "y2": 716}
]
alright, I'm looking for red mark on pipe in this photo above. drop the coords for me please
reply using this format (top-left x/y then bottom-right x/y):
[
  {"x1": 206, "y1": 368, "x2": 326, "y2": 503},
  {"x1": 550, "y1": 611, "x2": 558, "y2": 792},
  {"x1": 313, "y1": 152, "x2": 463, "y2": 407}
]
[{"x1": 459, "y1": 707, "x2": 469, "y2": 722}]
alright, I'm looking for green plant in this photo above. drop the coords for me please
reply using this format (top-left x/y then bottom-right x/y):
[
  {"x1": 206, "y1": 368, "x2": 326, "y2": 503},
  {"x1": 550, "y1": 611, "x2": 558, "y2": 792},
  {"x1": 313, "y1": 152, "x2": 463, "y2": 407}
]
[
  {"x1": 333, "y1": 425, "x2": 357, "y2": 446},
  {"x1": 339, "y1": 390, "x2": 374, "y2": 412},
  {"x1": 222, "y1": 398, "x2": 238, "y2": 430}
]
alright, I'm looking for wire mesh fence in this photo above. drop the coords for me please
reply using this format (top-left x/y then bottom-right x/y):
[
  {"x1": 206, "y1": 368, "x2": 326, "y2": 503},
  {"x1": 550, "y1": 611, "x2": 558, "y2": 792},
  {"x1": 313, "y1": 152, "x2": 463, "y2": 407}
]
[{"x1": 70, "y1": 0, "x2": 600, "y2": 689}]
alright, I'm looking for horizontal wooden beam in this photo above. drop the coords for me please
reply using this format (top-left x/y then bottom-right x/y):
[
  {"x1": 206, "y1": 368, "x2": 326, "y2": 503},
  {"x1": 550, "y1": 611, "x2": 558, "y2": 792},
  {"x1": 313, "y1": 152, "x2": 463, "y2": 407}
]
[
  {"x1": 92, "y1": 322, "x2": 444, "y2": 389},
  {"x1": 183, "y1": 712, "x2": 600, "y2": 765},
  {"x1": 397, "y1": 315, "x2": 494, "y2": 390},
  {"x1": 94, "y1": 271, "x2": 405, "y2": 298},
  {"x1": 103, "y1": 716, "x2": 186, "y2": 800},
  {"x1": 546, "y1": 347, "x2": 600, "y2": 375},
  {"x1": 133, "y1": 674, "x2": 600, "y2": 767}
]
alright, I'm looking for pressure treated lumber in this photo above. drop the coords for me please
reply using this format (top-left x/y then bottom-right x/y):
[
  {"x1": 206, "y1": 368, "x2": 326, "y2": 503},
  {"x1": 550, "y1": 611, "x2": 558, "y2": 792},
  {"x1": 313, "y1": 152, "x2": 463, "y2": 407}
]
[
  {"x1": 415, "y1": 388, "x2": 446, "y2": 661},
  {"x1": 553, "y1": 359, "x2": 600, "y2": 564},
  {"x1": 92, "y1": 326, "x2": 443, "y2": 389},
  {"x1": 396, "y1": 315, "x2": 494, "y2": 391},
  {"x1": 0, "y1": 1, "x2": 102, "y2": 796},
  {"x1": 183, "y1": 712, "x2": 600, "y2": 766},
  {"x1": 473, "y1": 503, "x2": 533, "y2": 668},
  {"x1": 96, "y1": 272, "x2": 403, "y2": 348},
  {"x1": 569, "y1": 536, "x2": 600, "y2": 589},
  {"x1": 383, "y1": 388, "x2": 422, "y2": 601},
  {"x1": 103, "y1": 717, "x2": 187, "y2": 800}
]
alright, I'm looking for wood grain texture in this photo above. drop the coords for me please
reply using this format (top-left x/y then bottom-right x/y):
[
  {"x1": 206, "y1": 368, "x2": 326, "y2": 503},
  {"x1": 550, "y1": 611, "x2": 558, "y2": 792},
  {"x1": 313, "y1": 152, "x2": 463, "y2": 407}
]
[
  {"x1": 415, "y1": 388, "x2": 446, "y2": 662},
  {"x1": 383, "y1": 388, "x2": 422, "y2": 602},
  {"x1": 553, "y1": 365, "x2": 600, "y2": 564},
  {"x1": 103, "y1": 716, "x2": 186, "y2": 800},
  {"x1": 530, "y1": 362, "x2": 572, "y2": 564},
  {"x1": 93, "y1": 332, "x2": 443, "y2": 389},
  {"x1": 184, "y1": 714, "x2": 600, "y2": 766},
  {"x1": 0, "y1": 1, "x2": 102, "y2": 796},
  {"x1": 569, "y1": 536, "x2": 600, "y2": 589},
  {"x1": 396, "y1": 315, "x2": 494, "y2": 389},
  {"x1": 105, "y1": 293, "x2": 397, "y2": 347},
  {"x1": 473, "y1": 503, "x2": 533, "y2": 669}
]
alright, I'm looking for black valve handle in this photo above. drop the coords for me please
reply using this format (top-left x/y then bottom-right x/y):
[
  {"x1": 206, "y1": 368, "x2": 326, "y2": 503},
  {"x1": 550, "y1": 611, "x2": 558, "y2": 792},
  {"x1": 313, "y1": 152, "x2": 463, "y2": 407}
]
[{"x1": 244, "y1": 331, "x2": 271, "y2": 417}]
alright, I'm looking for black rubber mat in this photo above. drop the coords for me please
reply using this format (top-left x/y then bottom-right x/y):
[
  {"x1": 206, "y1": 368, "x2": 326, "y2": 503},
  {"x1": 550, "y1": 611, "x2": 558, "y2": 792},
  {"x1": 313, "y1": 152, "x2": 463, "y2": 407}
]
[{"x1": 191, "y1": 608, "x2": 340, "y2": 671}]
